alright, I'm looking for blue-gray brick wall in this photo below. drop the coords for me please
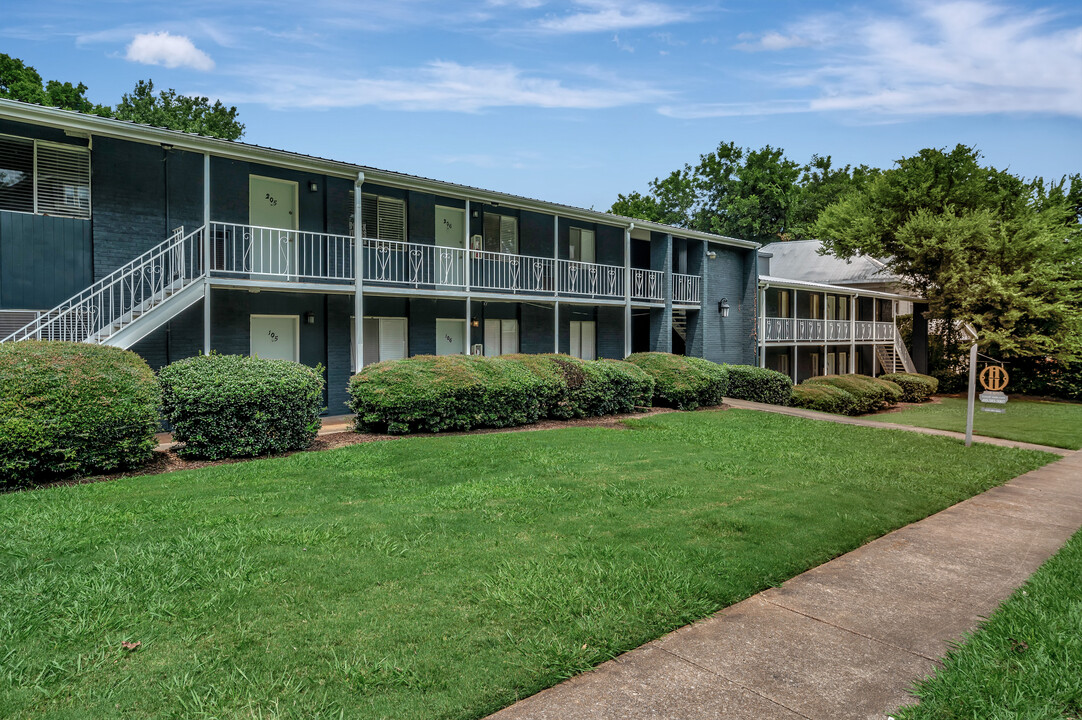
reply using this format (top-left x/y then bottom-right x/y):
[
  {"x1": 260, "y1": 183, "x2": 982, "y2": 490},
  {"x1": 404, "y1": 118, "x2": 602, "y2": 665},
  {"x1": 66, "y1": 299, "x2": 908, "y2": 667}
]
[
  {"x1": 597, "y1": 306, "x2": 624, "y2": 359},
  {"x1": 648, "y1": 232, "x2": 672, "y2": 352},
  {"x1": 695, "y1": 245, "x2": 757, "y2": 365}
]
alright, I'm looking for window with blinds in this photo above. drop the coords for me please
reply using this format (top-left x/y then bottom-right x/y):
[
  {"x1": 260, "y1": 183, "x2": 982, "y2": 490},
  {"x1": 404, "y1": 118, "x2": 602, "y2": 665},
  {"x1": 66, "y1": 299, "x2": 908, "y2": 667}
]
[
  {"x1": 483, "y1": 212, "x2": 518, "y2": 254},
  {"x1": 0, "y1": 134, "x2": 90, "y2": 219},
  {"x1": 360, "y1": 193, "x2": 406, "y2": 242}
]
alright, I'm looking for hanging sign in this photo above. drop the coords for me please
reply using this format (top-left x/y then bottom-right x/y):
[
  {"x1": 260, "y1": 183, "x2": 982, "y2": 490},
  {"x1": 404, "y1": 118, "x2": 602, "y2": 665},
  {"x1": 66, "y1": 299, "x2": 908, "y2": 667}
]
[{"x1": 978, "y1": 365, "x2": 1008, "y2": 411}]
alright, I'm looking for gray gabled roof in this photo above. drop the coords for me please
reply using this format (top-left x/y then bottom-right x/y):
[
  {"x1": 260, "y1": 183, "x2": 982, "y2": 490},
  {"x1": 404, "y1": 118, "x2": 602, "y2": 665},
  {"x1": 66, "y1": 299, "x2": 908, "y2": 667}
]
[{"x1": 759, "y1": 239, "x2": 899, "y2": 285}]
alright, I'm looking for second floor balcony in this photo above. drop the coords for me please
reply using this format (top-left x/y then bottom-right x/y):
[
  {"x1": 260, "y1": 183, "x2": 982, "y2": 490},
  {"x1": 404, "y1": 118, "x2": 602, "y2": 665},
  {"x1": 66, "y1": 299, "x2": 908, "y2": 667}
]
[
  {"x1": 763, "y1": 316, "x2": 896, "y2": 343},
  {"x1": 208, "y1": 222, "x2": 693, "y2": 305}
]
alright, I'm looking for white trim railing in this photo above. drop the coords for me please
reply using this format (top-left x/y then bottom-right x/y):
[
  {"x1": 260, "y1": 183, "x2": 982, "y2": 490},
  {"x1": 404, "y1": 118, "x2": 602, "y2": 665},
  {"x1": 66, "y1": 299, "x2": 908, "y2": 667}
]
[
  {"x1": 2, "y1": 225, "x2": 204, "y2": 344},
  {"x1": 210, "y1": 222, "x2": 355, "y2": 284},
  {"x1": 764, "y1": 317, "x2": 897, "y2": 343},
  {"x1": 855, "y1": 320, "x2": 896, "y2": 342},
  {"x1": 764, "y1": 317, "x2": 794, "y2": 341},
  {"x1": 673, "y1": 273, "x2": 701, "y2": 304},
  {"x1": 631, "y1": 268, "x2": 663, "y2": 302},
  {"x1": 559, "y1": 259, "x2": 623, "y2": 299},
  {"x1": 363, "y1": 238, "x2": 468, "y2": 288},
  {"x1": 470, "y1": 249, "x2": 555, "y2": 294}
]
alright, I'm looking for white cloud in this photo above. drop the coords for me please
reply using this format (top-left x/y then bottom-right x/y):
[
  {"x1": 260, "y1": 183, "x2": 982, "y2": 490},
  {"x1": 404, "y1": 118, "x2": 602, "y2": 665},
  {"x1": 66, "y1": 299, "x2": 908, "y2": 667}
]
[
  {"x1": 537, "y1": 1, "x2": 689, "y2": 33},
  {"x1": 691, "y1": 1, "x2": 1082, "y2": 120},
  {"x1": 231, "y1": 60, "x2": 668, "y2": 112},
  {"x1": 125, "y1": 31, "x2": 215, "y2": 71}
]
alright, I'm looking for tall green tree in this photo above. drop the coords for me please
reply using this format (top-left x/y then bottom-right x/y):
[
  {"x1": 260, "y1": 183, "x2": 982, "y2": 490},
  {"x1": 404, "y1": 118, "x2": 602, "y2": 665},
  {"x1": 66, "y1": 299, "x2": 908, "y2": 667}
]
[
  {"x1": 0, "y1": 53, "x2": 110, "y2": 115},
  {"x1": 815, "y1": 145, "x2": 1082, "y2": 362},
  {"x1": 114, "y1": 80, "x2": 244, "y2": 140}
]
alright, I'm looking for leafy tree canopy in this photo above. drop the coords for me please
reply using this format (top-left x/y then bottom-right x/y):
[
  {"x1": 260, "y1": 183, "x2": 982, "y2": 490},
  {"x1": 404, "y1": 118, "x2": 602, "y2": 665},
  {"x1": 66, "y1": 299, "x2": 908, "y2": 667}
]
[
  {"x1": 0, "y1": 53, "x2": 243, "y2": 140},
  {"x1": 814, "y1": 145, "x2": 1082, "y2": 362},
  {"x1": 609, "y1": 141, "x2": 872, "y2": 243}
]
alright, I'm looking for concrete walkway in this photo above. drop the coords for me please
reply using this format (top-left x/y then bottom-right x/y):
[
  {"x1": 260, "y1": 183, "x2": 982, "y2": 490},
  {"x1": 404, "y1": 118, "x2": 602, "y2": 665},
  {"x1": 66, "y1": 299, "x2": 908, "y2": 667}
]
[
  {"x1": 489, "y1": 449, "x2": 1082, "y2": 720},
  {"x1": 723, "y1": 397, "x2": 1074, "y2": 456}
]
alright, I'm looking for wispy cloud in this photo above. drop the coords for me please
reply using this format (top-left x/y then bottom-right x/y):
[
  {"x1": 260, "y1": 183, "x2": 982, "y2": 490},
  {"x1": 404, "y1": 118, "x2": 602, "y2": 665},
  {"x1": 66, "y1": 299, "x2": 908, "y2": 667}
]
[
  {"x1": 230, "y1": 60, "x2": 669, "y2": 112},
  {"x1": 678, "y1": 1, "x2": 1082, "y2": 120},
  {"x1": 536, "y1": 1, "x2": 690, "y2": 33},
  {"x1": 125, "y1": 31, "x2": 215, "y2": 71}
]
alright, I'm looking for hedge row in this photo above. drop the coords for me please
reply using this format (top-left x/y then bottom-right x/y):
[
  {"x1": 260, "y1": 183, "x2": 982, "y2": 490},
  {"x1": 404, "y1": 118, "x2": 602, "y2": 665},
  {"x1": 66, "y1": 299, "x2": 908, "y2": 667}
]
[
  {"x1": 160, "y1": 354, "x2": 325, "y2": 459},
  {"x1": 625, "y1": 353, "x2": 728, "y2": 410},
  {"x1": 880, "y1": 372, "x2": 939, "y2": 403},
  {"x1": 0, "y1": 341, "x2": 160, "y2": 487},
  {"x1": 505, "y1": 354, "x2": 654, "y2": 418},
  {"x1": 791, "y1": 374, "x2": 909, "y2": 415},
  {"x1": 726, "y1": 365, "x2": 794, "y2": 405}
]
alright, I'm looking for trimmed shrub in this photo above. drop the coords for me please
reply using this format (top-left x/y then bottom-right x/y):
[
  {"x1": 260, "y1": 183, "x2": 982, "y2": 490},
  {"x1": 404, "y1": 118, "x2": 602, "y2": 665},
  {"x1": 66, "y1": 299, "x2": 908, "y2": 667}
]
[
  {"x1": 725, "y1": 365, "x2": 794, "y2": 406},
  {"x1": 791, "y1": 384, "x2": 857, "y2": 415},
  {"x1": 347, "y1": 355, "x2": 548, "y2": 434},
  {"x1": 0, "y1": 341, "x2": 160, "y2": 486},
  {"x1": 876, "y1": 378, "x2": 905, "y2": 405},
  {"x1": 160, "y1": 354, "x2": 325, "y2": 459},
  {"x1": 804, "y1": 374, "x2": 899, "y2": 414},
  {"x1": 625, "y1": 352, "x2": 728, "y2": 410},
  {"x1": 881, "y1": 372, "x2": 940, "y2": 403},
  {"x1": 505, "y1": 354, "x2": 655, "y2": 418}
]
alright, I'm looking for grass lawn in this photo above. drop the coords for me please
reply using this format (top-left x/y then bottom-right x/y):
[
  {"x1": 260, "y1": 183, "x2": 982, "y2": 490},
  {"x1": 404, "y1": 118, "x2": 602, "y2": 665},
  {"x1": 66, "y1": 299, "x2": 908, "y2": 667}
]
[
  {"x1": 898, "y1": 528, "x2": 1082, "y2": 719},
  {"x1": 871, "y1": 396, "x2": 1082, "y2": 450},
  {"x1": 0, "y1": 410, "x2": 1055, "y2": 719}
]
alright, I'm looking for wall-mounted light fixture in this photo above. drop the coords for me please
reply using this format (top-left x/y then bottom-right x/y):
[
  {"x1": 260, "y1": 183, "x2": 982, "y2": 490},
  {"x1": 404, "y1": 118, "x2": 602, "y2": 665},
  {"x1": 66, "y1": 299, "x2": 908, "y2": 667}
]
[
  {"x1": 707, "y1": 251, "x2": 717, "y2": 260},
  {"x1": 471, "y1": 318, "x2": 480, "y2": 328},
  {"x1": 305, "y1": 311, "x2": 316, "y2": 325},
  {"x1": 717, "y1": 298, "x2": 730, "y2": 318},
  {"x1": 308, "y1": 181, "x2": 319, "y2": 192}
]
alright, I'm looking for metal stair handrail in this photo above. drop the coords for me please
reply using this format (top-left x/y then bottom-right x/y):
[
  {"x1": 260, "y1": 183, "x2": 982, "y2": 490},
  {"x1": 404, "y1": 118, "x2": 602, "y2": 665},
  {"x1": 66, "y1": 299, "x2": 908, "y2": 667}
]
[
  {"x1": 893, "y1": 333, "x2": 916, "y2": 373},
  {"x1": 2, "y1": 225, "x2": 206, "y2": 344}
]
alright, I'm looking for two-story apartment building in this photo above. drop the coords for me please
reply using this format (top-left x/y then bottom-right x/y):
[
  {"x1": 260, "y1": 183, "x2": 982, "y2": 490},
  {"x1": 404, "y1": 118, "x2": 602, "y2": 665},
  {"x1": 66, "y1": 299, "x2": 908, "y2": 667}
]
[{"x1": 0, "y1": 99, "x2": 759, "y2": 413}]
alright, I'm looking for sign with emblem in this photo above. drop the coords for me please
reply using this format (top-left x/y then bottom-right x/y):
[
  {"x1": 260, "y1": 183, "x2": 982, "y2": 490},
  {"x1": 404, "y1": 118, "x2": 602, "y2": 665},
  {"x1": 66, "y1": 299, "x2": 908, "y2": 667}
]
[{"x1": 979, "y1": 365, "x2": 1009, "y2": 392}]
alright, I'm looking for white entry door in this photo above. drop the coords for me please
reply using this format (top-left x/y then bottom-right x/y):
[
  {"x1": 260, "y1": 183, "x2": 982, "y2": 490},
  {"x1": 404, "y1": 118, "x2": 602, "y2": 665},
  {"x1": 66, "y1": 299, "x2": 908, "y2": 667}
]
[
  {"x1": 435, "y1": 206, "x2": 466, "y2": 285},
  {"x1": 250, "y1": 315, "x2": 299, "y2": 361},
  {"x1": 436, "y1": 319, "x2": 466, "y2": 356},
  {"x1": 249, "y1": 175, "x2": 298, "y2": 276}
]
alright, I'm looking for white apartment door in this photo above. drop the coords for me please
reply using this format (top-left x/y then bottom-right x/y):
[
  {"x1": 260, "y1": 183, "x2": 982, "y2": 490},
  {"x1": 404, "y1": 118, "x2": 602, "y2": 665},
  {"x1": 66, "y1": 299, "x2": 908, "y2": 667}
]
[
  {"x1": 434, "y1": 206, "x2": 466, "y2": 285},
  {"x1": 436, "y1": 319, "x2": 466, "y2": 355},
  {"x1": 249, "y1": 175, "x2": 298, "y2": 277},
  {"x1": 569, "y1": 320, "x2": 597, "y2": 360},
  {"x1": 250, "y1": 315, "x2": 299, "y2": 361}
]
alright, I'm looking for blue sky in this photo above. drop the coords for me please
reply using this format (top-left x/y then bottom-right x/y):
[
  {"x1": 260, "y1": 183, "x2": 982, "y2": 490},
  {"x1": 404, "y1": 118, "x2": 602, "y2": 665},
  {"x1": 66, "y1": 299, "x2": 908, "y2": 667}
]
[{"x1": 4, "y1": 0, "x2": 1081, "y2": 210}]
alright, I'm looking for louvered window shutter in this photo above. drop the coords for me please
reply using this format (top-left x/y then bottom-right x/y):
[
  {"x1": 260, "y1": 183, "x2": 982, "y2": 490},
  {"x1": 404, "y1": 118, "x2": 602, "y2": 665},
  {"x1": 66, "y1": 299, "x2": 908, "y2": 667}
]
[
  {"x1": 377, "y1": 197, "x2": 406, "y2": 242},
  {"x1": 361, "y1": 193, "x2": 379, "y2": 239},
  {"x1": 0, "y1": 135, "x2": 34, "y2": 214},
  {"x1": 36, "y1": 142, "x2": 90, "y2": 218}
]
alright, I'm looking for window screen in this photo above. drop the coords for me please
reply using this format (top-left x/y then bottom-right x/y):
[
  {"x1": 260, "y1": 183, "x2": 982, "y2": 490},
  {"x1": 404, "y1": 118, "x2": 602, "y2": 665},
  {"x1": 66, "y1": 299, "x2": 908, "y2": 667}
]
[
  {"x1": 0, "y1": 135, "x2": 90, "y2": 219},
  {"x1": 361, "y1": 193, "x2": 406, "y2": 241},
  {"x1": 0, "y1": 135, "x2": 34, "y2": 214},
  {"x1": 483, "y1": 213, "x2": 517, "y2": 254}
]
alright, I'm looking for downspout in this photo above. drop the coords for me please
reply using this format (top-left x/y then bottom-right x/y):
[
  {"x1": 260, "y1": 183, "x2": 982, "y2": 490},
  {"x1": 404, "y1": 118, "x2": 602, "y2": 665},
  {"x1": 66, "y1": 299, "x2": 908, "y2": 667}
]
[{"x1": 624, "y1": 222, "x2": 633, "y2": 358}]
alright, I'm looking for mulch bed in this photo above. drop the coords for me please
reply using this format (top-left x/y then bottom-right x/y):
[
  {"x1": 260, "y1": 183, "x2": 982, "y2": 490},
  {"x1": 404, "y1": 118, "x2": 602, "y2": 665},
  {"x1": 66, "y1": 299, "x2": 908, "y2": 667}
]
[{"x1": 13, "y1": 405, "x2": 704, "y2": 492}]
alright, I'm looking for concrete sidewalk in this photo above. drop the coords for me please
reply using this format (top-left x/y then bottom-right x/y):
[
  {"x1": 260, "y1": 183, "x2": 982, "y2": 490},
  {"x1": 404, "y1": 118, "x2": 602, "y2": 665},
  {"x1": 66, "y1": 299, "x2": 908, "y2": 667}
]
[
  {"x1": 723, "y1": 397, "x2": 1074, "y2": 456},
  {"x1": 489, "y1": 450, "x2": 1082, "y2": 720}
]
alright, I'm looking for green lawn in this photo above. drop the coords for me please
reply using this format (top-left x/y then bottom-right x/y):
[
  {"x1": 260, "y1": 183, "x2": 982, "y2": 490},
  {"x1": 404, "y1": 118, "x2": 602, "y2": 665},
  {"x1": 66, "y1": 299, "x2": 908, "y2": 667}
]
[
  {"x1": 0, "y1": 410, "x2": 1054, "y2": 719},
  {"x1": 871, "y1": 396, "x2": 1082, "y2": 450},
  {"x1": 898, "y1": 528, "x2": 1082, "y2": 719}
]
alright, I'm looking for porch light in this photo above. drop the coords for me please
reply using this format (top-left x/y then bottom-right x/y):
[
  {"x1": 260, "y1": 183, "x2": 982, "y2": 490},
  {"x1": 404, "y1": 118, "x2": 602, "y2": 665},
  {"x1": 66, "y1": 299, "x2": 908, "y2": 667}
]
[
  {"x1": 718, "y1": 298, "x2": 730, "y2": 318},
  {"x1": 308, "y1": 181, "x2": 318, "y2": 192},
  {"x1": 471, "y1": 319, "x2": 480, "y2": 328},
  {"x1": 305, "y1": 311, "x2": 316, "y2": 325},
  {"x1": 707, "y1": 251, "x2": 717, "y2": 259}
]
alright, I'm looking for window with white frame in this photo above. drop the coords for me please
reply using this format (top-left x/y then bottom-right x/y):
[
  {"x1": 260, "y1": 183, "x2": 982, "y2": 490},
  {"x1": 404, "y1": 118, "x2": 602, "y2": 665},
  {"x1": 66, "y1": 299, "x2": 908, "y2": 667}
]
[
  {"x1": 809, "y1": 352, "x2": 821, "y2": 377},
  {"x1": 778, "y1": 290, "x2": 790, "y2": 317},
  {"x1": 483, "y1": 318, "x2": 519, "y2": 356},
  {"x1": 569, "y1": 227, "x2": 595, "y2": 263},
  {"x1": 569, "y1": 320, "x2": 597, "y2": 360},
  {"x1": 810, "y1": 293, "x2": 822, "y2": 319},
  {"x1": 0, "y1": 134, "x2": 90, "y2": 219},
  {"x1": 350, "y1": 316, "x2": 408, "y2": 368},
  {"x1": 483, "y1": 212, "x2": 518, "y2": 254},
  {"x1": 826, "y1": 352, "x2": 836, "y2": 375},
  {"x1": 777, "y1": 353, "x2": 790, "y2": 376},
  {"x1": 360, "y1": 192, "x2": 406, "y2": 242}
]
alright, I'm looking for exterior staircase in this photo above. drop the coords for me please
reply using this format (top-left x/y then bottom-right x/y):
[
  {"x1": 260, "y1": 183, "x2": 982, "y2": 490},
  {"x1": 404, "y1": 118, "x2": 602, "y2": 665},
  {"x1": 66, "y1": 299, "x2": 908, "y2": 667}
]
[
  {"x1": 1, "y1": 226, "x2": 206, "y2": 349},
  {"x1": 672, "y1": 309, "x2": 688, "y2": 342},
  {"x1": 875, "y1": 334, "x2": 916, "y2": 374}
]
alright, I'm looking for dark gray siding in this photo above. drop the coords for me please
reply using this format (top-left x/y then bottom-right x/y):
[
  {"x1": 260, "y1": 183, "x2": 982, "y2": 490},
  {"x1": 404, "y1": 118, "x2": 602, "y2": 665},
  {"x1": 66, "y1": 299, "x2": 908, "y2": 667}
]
[
  {"x1": 0, "y1": 211, "x2": 91, "y2": 309},
  {"x1": 697, "y1": 244, "x2": 757, "y2": 365},
  {"x1": 648, "y1": 232, "x2": 672, "y2": 352},
  {"x1": 597, "y1": 306, "x2": 624, "y2": 359},
  {"x1": 520, "y1": 210, "x2": 553, "y2": 258}
]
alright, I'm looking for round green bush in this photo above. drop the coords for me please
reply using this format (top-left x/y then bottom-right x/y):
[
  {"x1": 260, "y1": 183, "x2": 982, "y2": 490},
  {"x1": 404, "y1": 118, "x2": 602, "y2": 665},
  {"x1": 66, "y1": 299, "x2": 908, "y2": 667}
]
[
  {"x1": 804, "y1": 374, "x2": 899, "y2": 414},
  {"x1": 625, "y1": 352, "x2": 729, "y2": 410},
  {"x1": 881, "y1": 372, "x2": 939, "y2": 402},
  {"x1": 505, "y1": 354, "x2": 654, "y2": 418},
  {"x1": 724, "y1": 365, "x2": 794, "y2": 405},
  {"x1": 0, "y1": 341, "x2": 160, "y2": 486},
  {"x1": 347, "y1": 355, "x2": 548, "y2": 434},
  {"x1": 160, "y1": 354, "x2": 325, "y2": 459},
  {"x1": 791, "y1": 384, "x2": 857, "y2": 415}
]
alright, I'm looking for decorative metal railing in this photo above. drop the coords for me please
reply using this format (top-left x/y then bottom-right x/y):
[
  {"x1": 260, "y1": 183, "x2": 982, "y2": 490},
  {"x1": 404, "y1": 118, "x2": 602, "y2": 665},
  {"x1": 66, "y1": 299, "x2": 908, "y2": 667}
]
[
  {"x1": 210, "y1": 222, "x2": 355, "y2": 283},
  {"x1": 673, "y1": 273, "x2": 701, "y2": 304},
  {"x1": 765, "y1": 317, "x2": 896, "y2": 343},
  {"x1": 1, "y1": 226, "x2": 204, "y2": 344},
  {"x1": 559, "y1": 259, "x2": 623, "y2": 299},
  {"x1": 363, "y1": 239, "x2": 468, "y2": 288},
  {"x1": 631, "y1": 268, "x2": 663, "y2": 302},
  {"x1": 855, "y1": 320, "x2": 895, "y2": 342}
]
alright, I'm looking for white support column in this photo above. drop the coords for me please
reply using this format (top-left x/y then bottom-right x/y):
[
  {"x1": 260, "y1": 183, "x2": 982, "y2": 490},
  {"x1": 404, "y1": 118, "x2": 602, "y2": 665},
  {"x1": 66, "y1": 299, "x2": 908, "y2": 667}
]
[
  {"x1": 353, "y1": 172, "x2": 365, "y2": 371},
  {"x1": 553, "y1": 215, "x2": 560, "y2": 353},
  {"x1": 623, "y1": 225, "x2": 632, "y2": 358},
  {"x1": 822, "y1": 292, "x2": 828, "y2": 376},
  {"x1": 202, "y1": 153, "x2": 211, "y2": 355},
  {"x1": 849, "y1": 295, "x2": 856, "y2": 373},
  {"x1": 790, "y1": 344, "x2": 797, "y2": 383},
  {"x1": 758, "y1": 286, "x2": 766, "y2": 368},
  {"x1": 892, "y1": 300, "x2": 899, "y2": 372},
  {"x1": 465, "y1": 199, "x2": 472, "y2": 356}
]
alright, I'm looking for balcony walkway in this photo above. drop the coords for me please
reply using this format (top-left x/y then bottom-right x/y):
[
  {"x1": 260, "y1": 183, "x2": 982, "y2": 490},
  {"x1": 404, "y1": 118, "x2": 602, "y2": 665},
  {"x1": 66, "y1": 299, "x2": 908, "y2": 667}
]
[{"x1": 489, "y1": 444, "x2": 1082, "y2": 720}]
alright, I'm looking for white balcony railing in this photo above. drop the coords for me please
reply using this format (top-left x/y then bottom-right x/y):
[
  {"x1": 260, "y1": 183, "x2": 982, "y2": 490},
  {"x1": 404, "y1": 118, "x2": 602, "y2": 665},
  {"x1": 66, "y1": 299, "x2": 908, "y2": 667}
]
[
  {"x1": 631, "y1": 268, "x2": 663, "y2": 302},
  {"x1": 206, "y1": 225, "x2": 696, "y2": 304},
  {"x1": 673, "y1": 273, "x2": 701, "y2": 304},
  {"x1": 210, "y1": 222, "x2": 354, "y2": 284},
  {"x1": 765, "y1": 317, "x2": 896, "y2": 343}
]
